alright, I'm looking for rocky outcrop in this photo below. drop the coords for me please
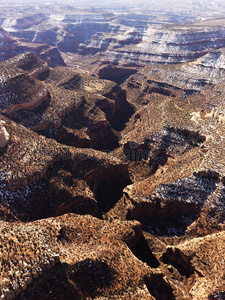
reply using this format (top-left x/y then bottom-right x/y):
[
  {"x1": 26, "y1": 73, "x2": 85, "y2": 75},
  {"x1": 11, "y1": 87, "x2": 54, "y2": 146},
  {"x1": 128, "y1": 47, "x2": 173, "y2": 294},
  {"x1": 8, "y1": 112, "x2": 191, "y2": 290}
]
[
  {"x1": 101, "y1": 22, "x2": 225, "y2": 66},
  {"x1": 37, "y1": 46, "x2": 66, "y2": 67},
  {"x1": 0, "y1": 55, "x2": 123, "y2": 151},
  {"x1": 177, "y1": 232, "x2": 225, "y2": 299},
  {"x1": 0, "y1": 62, "x2": 50, "y2": 115},
  {"x1": 1, "y1": 212, "x2": 223, "y2": 300},
  {"x1": 105, "y1": 66, "x2": 225, "y2": 238},
  {"x1": 65, "y1": 22, "x2": 111, "y2": 44},
  {"x1": 87, "y1": 120, "x2": 119, "y2": 150},
  {"x1": 57, "y1": 33, "x2": 79, "y2": 53},
  {"x1": 85, "y1": 163, "x2": 132, "y2": 213},
  {"x1": 2, "y1": 5, "x2": 225, "y2": 299},
  {"x1": 0, "y1": 115, "x2": 133, "y2": 222},
  {"x1": 78, "y1": 24, "x2": 146, "y2": 56},
  {"x1": 0, "y1": 121, "x2": 9, "y2": 148},
  {"x1": 0, "y1": 116, "x2": 62, "y2": 190},
  {"x1": 0, "y1": 27, "x2": 65, "y2": 67},
  {"x1": 2, "y1": 88, "x2": 49, "y2": 114},
  {"x1": 97, "y1": 64, "x2": 138, "y2": 84},
  {"x1": 32, "y1": 27, "x2": 58, "y2": 46},
  {"x1": 161, "y1": 247, "x2": 196, "y2": 277},
  {"x1": 124, "y1": 170, "x2": 219, "y2": 227},
  {"x1": 0, "y1": 214, "x2": 155, "y2": 299},
  {"x1": 10, "y1": 13, "x2": 49, "y2": 30},
  {"x1": 6, "y1": 62, "x2": 133, "y2": 149},
  {"x1": 6, "y1": 52, "x2": 50, "y2": 78},
  {"x1": 123, "y1": 127, "x2": 205, "y2": 171},
  {"x1": 2, "y1": 4, "x2": 225, "y2": 72}
]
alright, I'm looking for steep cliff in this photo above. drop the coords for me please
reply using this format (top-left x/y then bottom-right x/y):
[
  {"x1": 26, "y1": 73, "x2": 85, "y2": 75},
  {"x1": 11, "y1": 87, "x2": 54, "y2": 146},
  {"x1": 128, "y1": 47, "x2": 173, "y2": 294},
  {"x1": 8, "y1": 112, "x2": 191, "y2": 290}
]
[
  {"x1": 0, "y1": 27, "x2": 64, "y2": 67},
  {"x1": 1, "y1": 4, "x2": 225, "y2": 299}
]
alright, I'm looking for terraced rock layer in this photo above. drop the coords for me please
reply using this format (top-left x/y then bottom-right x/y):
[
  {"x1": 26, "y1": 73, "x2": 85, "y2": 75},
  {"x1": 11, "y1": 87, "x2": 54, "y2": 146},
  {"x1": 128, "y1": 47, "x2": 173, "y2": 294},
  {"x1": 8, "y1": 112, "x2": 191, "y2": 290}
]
[{"x1": 1, "y1": 8, "x2": 225, "y2": 299}]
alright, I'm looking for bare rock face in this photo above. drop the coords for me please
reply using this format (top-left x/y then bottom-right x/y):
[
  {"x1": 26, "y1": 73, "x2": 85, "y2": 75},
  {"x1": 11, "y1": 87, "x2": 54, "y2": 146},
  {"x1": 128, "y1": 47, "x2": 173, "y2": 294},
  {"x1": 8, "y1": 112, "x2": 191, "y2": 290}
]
[
  {"x1": 115, "y1": 80, "x2": 225, "y2": 236},
  {"x1": 1, "y1": 212, "x2": 223, "y2": 300},
  {"x1": 97, "y1": 64, "x2": 138, "y2": 84},
  {"x1": 0, "y1": 214, "x2": 155, "y2": 299},
  {"x1": 2, "y1": 4, "x2": 225, "y2": 298},
  {"x1": 37, "y1": 46, "x2": 66, "y2": 67},
  {"x1": 2, "y1": 7, "x2": 225, "y2": 72},
  {"x1": 0, "y1": 121, "x2": 9, "y2": 148},
  {"x1": 0, "y1": 27, "x2": 65, "y2": 67},
  {"x1": 0, "y1": 28, "x2": 20, "y2": 61},
  {"x1": 175, "y1": 232, "x2": 225, "y2": 299},
  {"x1": 2, "y1": 5, "x2": 225, "y2": 72},
  {"x1": 0, "y1": 62, "x2": 50, "y2": 115},
  {"x1": 104, "y1": 37, "x2": 225, "y2": 240},
  {"x1": 6, "y1": 52, "x2": 50, "y2": 78},
  {"x1": 57, "y1": 33, "x2": 79, "y2": 53},
  {"x1": 0, "y1": 53, "x2": 134, "y2": 152},
  {"x1": 76, "y1": 19, "x2": 225, "y2": 68},
  {"x1": 0, "y1": 116, "x2": 131, "y2": 221}
]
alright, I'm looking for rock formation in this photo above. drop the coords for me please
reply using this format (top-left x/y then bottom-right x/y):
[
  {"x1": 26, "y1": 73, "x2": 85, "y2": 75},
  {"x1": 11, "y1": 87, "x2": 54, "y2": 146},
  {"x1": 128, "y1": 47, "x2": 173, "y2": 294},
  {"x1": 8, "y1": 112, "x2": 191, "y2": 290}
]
[
  {"x1": 1, "y1": 4, "x2": 225, "y2": 76},
  {"x1": 0, "y1": 61, "x2": 50, "y2": 115},
  {"x1": 1, "y1": 3, "x2": 225, "y2": 300},
  {"x1": 0, "y1": 121, "x2": 9, "y2": 148},
  {"x1": 6, "y1": 52, "x2": 50, "y2": 78},
  {"x1": 0, "y1": 27, "x2": 64, "y2": 67},
  {"x1": 0, "y1": 53, "x2": 134, "y2": 150}
]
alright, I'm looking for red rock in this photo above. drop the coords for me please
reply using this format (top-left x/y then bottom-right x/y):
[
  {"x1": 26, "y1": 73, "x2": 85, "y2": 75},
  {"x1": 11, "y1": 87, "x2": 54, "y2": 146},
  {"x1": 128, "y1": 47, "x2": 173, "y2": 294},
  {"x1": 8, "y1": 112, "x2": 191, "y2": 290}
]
[{"x1": 0, "y1": 122, "x2": 9, "y2": 148}]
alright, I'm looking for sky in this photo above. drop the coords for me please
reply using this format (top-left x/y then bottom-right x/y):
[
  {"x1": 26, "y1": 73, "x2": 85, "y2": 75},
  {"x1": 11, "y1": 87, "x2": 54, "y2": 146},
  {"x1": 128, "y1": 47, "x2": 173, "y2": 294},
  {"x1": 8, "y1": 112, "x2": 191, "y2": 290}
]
[
  {"x1": 0, "y1": 0, "x2": 221, "y2": 4},
  {"x1": 2, "y1": 0, "x2": 225, "y2": 14}
]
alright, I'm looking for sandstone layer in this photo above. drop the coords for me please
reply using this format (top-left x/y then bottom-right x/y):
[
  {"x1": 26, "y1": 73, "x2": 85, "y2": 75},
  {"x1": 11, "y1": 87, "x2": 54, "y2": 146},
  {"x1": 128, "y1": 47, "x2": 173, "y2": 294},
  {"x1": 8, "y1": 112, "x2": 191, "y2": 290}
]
[{"x1": 0, "y1": 3, "x2": 225, "y2": 299}]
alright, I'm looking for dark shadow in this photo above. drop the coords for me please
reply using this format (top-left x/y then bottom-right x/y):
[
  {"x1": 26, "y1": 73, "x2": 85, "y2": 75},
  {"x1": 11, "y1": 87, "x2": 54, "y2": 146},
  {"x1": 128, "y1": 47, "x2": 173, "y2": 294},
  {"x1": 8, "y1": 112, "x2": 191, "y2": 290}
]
[
  {"x1": 134, "y1": 170, "x2": 219, "y2": 237},
  {"x1": 134, "y1": 235, "x2": 160, "y2": 268},
  {"x1": 0, "y1": 159, "x2": 98, "y2": 222},
  {"x1": 37, "y1": 69, "x2": 50, "y2": 81},
  {"x1": 93, "y1": 173, "x2": 132, "y2": 214},
  {"x1": 208, "y1": 292, "x2": 225, "y2": 300},
  {"x1": 2, "y1": 157, "x2": 132, "y2": 222},
  {"x1": 99, "y1": 85, "x2": 135, "y2": 132},
  {"x1": 0, "y1": 143, "x2": 8, "y2": 155},
  {"x1": 16, "y1": 263, "x2": 82, "y2": 300},
  {"x1": 98, "y1": 66, "x2": 138, "y2": 85},
  {"x1": 52, "y1": 127, "x2": 91, "y2": 148},
  {"x1": 106, "y1": 100, "x2": 135, "y2": 131},
  {"x1": 123, "y1": 141, "x2": 150, "y2": 161},
  {"x1": 124, "y1": 127, "x2": 206, "y2": 176},
  {"x1": 142, "y1": 214, "x2": 199, "y2": 237},
  {"x1": 71, "y1": 259, "x2": 112, "y2": 298},
  {"x1": 161, "y1": 248, "x2": 195, "y2": 278},
  {"x1": 39, "y1": 103, "x2": 120, "y2": 151},
  {"x1": 87, "y1": 122, "x2": 119, "y2": 150},
  {"x1": 144, "y1": 274, "x2": 176, "y2": 300}
]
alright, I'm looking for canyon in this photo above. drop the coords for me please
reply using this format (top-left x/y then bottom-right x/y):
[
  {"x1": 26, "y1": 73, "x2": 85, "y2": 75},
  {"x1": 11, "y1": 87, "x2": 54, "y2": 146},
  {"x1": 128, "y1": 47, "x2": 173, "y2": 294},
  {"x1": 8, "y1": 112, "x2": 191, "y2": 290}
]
[{"x1": 0, "y1": 2, "x2": 225, "y2": 300}]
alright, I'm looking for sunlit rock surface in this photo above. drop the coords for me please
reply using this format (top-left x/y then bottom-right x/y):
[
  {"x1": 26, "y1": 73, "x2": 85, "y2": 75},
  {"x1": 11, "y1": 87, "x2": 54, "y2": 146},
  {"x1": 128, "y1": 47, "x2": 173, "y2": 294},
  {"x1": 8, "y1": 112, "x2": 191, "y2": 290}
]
[
  {"x1": 0, "y1": 121, "x2": 9, "y2": 148},
  {"x1": 1, "y1": 3, "x2": 225, "y2": 299}
]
